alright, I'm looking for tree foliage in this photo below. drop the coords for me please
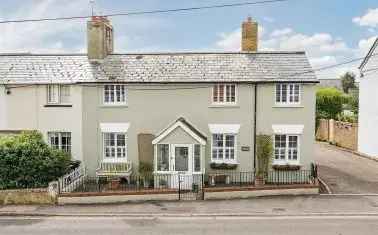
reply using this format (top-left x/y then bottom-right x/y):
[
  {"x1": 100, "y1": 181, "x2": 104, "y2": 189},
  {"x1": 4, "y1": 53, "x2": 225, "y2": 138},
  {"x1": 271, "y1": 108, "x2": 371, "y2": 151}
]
[
  {"x1": 316, "y1": 87, "x2": 347, "y2": 120},
  {"x1": 0, "y1": 131, "x2": 72, "y2": 189},
  {"x1": 340, "y1": 72, "x2": 357, "y2": 94},
  {"x1": 256, "y1": 134, "x2": 273, "y2": 178}
]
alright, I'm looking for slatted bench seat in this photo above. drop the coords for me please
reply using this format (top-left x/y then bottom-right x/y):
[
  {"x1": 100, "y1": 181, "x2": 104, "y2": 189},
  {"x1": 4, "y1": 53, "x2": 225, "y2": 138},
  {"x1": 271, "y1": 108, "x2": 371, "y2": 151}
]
[{"x1": 96, "y1": 161, "x2": 133, "y2": 177}]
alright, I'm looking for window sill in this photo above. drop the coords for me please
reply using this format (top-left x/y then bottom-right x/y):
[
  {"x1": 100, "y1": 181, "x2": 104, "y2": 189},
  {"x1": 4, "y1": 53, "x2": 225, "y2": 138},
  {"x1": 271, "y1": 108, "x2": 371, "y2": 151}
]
[
  {"x1": 273, "y1": 104, "x2": 304, "y2": 108},
  {"x1": 209, "y1": 104, "x2": 240, "y2": 108},
  {"x1": 100, "y1": 104, "x2": 128, "y2": 108},
  {"x1": 44, "y1": 104, "x2": 72, "y2": 108}
]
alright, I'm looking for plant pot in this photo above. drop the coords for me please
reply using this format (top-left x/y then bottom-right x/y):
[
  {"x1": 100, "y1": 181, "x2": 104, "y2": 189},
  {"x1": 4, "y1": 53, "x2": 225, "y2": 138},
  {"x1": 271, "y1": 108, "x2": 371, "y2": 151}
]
[
  {"x1": 254, "y1": 177, "x2": 265, "y2": 187},
  {"x1": 110, "y1": 179, "x2": 120, "y2": 190}
]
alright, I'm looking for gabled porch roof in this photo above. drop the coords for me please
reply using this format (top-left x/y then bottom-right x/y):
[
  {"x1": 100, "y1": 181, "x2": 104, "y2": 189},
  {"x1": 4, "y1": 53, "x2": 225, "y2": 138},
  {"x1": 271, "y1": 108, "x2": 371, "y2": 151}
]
[{"x1": 152, "y1": 117, "x2": 207, "y2": 145}]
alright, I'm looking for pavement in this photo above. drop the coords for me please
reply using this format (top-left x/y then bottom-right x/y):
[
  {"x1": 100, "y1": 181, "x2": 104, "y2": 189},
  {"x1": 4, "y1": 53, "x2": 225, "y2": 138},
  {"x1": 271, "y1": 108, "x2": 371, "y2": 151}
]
[
  {"x1": 1, "y1": 215, "x2": 378, "y2": 235},
  {"x1": 1, "y1": 195, "x2": 378, "y2": 217},
  {"x1": 315, "y1": 142, "x2": 378, "y2": 194}
]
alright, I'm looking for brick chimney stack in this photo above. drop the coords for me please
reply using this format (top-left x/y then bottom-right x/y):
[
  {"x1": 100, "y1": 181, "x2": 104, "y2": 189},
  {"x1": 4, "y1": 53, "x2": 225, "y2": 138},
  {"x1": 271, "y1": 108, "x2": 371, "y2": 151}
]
[
  {"x1": 87, "y1": 16, "x2": 114, "y2": 60},
  {"x1": 241, "y1": 17, "x2": 258, "y2": 52}
]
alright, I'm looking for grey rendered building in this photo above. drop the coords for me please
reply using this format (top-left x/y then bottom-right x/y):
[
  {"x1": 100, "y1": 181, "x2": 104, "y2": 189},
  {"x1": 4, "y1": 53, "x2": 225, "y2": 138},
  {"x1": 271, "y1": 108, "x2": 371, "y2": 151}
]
[{"x1": 0, "y1": 17, "x2": 318, "y2": 180}]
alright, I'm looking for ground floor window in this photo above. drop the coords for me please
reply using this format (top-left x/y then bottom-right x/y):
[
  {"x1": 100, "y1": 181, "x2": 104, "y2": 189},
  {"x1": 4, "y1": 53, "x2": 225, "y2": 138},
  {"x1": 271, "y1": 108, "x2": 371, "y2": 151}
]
[
  {"x1": 194, "y1": 144, "x2": 201, "y2": 172},
  {"x1": 157, "y1": 144, "x2": 170, "y2": 171},
  {"x1": 211, "y1": 134, "x2": 236, "y2": 162},
  {"x1": 48, "y1": 132, "x2": 71, "y2": 154},
  {"x1": 274, "y1": 134, "x2": 299, "y2": 164},
  {"x1": 103, "y1": 133, "x2": 127, "y2": 161}
]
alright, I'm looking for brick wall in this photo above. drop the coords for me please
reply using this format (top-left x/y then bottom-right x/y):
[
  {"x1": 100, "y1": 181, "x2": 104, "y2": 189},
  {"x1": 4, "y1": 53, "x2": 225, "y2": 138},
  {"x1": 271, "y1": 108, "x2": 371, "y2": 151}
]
[{"x1": 316, "y1": 119, "x2": 358, "y2": 151}]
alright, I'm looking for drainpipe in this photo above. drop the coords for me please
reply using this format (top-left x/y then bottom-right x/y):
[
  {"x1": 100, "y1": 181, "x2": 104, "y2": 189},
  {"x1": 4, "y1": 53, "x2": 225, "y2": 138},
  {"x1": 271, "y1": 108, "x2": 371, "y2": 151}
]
[{"x1": 253, "y1": 84, "x2": 258, "y2": 172}]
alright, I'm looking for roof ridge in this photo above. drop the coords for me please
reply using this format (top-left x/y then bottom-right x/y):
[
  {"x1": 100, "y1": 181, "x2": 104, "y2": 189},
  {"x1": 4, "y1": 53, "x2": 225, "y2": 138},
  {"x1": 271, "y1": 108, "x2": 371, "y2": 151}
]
[{"x1": 0, "y1": 51, "x2": 306, "y2": 57}]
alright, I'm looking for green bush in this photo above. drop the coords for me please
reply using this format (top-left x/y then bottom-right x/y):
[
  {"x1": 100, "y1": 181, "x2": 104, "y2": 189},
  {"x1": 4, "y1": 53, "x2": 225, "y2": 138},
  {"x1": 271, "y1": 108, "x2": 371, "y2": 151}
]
[
  {"x1": 316, "y1": 87, "x2": 347, "y2": 121},
  {"x1": 0, "y1": 131, "x2": 72, "y2": 189}
]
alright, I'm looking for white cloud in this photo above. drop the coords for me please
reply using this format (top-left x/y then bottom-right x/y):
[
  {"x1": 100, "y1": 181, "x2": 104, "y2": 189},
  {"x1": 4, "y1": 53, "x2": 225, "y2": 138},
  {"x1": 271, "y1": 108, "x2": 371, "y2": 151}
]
[
  {"x1": 215, "y1": 26, "x2": 264, "y2": 51},
  {"x1": 270, "y1": 28, "x2": 293, "y2": 37},
  {"x1": 353, "y1": 8, "x2": 378, "y2": 28},
  {"x1": 0, "y1": 0, "x2": 88, "y2": 53},
  {"x1": 214, "y1": 25, "x2": 360, "y2": 79}
]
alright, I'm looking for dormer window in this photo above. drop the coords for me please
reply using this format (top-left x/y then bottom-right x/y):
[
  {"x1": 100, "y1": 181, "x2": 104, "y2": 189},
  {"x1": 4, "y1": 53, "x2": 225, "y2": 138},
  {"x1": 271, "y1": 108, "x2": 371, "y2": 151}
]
[
  {"x1": 212, "y1": 84, "x2": 237, "y2": 105},
  {"x1": 103, "y1": 85, "x2": 127, "y2": 105},
  {"x1": 47, "y1": 85, "x2": 71, "y2": 104}
]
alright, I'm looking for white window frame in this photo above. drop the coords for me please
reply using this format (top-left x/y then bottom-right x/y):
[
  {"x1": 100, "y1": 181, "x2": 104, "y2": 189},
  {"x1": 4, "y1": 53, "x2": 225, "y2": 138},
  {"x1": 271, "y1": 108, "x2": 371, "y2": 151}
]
[
  {"x1": 47, "y1": 132, "x2": 71, "y2": 155},
  {"x1": 275, "y1": 83, "x2": 301, "y2": 105},
  {"x1": 211, "y1": 133, "x2": 237, "y2": 163},
  {"x1": 102, "y1": 132, "x2": 128, "y2": 163},
  {"x1": 273, "y1": 134, "x2": 300, "y2": 165},
  {"x1": 212, "y1": 84, "x2": 237, "y2": 105},
  {"x1": 47, "y1": 85, "x2": 71, "y2": 104},
  {"x1": 103, "y1": 84, "x2": 127, "y2": 106}
]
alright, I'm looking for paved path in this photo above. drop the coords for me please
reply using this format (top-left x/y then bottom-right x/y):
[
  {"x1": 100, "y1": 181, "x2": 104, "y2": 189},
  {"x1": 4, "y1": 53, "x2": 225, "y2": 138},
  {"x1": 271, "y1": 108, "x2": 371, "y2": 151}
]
[
  {"x1": 0, "y1": 215, "x2": 378, "y2": 235},
  {"x1": 2, "y1": 195, "x2": 378, "y2": 216},
  {"x1": 315, "y1": 142, "x2": 378, "y2": 194}
]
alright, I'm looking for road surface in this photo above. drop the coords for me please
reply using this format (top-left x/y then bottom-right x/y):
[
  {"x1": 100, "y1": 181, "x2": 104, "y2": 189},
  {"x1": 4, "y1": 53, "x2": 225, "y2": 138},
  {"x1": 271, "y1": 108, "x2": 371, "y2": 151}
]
[
  {"x1": 315, "y1": 142, "x2": 378, "y2": 194},
  {"x1": 0, "y1": 215, "x2": 378, "y2": 235}
]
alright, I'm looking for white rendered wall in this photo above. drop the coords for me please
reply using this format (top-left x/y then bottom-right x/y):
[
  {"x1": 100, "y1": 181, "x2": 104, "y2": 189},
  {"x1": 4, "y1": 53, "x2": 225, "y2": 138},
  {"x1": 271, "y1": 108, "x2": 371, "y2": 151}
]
[{"x1": 358, "y1": 73, "x2": 378, "y2": 158}]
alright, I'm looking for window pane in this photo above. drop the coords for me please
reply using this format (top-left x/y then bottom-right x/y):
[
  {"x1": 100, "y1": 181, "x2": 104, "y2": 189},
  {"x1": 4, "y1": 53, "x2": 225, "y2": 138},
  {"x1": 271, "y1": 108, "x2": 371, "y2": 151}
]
[
  {"x1": 60, "y1": 85, "x2": 71, "y2": 103},
  {"x1": 276, "y1": 84, "x2": 281, "y2": 102},
  {"x1": 226, "y1": 85, "x2": 231, "y2": 102},
  {"x1": 194, "y1": 145, "x2": 201, "y2": 172},
  {"x1": 225, "y1": 135, "x2": 235, "y2": 147},
  {"x1": 213, "y1": 85, "x2": 218, "y2": 102},
  {"x1": 281, "y1": 84, "x2": 287, "y2": 102},
  {"x1": 213, "y1": 134, "x2": 223, "y2": 147},
  {"x1": 219, "y1": 85, "x2": 224, "y2": 102},
  {"x1": 230, "y1": 85, "x2": 236, "y2": 102},
  {"x1": 157, "y1": 144, "x2": 169, "y2": 171},
  {"x1": 47, "y1": 85, "x2": 59, "y2": 103}
]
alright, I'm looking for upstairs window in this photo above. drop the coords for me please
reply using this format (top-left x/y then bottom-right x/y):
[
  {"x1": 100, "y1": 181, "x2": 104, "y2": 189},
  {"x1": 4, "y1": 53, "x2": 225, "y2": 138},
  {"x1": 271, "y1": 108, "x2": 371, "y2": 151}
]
[
  {"x1": 104, "y1": 85, "x2": 127, "y2": 105},
  {"x1": 275, "y1": 84, "x2": 300, "y2": 105},
  {"x1": 47, "y1": 85, "x2": 71, "y2": 104},
  {"x1": 48, "y1": 132, "x2": 71, "y2": 154},
  {"x1": 213, "y1": 84, "x2": 236, "y2": 105}
]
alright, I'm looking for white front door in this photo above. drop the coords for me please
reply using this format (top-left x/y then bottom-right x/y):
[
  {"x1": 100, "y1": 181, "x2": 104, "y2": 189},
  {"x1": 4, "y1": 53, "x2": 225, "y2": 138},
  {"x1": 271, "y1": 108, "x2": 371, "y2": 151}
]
[{"x1": 171, "y1": 144, "x2": 193, "y2": 189}]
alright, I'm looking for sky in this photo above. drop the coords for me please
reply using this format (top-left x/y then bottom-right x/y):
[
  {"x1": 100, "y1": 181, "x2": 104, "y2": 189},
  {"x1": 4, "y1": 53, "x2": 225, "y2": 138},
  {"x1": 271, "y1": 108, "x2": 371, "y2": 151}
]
[{"x1": 0, "y1": 0, "x2": 377, "y2": 79}]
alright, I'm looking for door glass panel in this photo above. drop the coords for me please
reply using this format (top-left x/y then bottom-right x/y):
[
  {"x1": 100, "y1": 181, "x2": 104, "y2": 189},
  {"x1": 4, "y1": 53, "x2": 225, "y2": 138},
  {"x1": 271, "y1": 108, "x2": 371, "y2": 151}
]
[{"x1": 175, "y1": 146, "x2": 189, "y2": 172}]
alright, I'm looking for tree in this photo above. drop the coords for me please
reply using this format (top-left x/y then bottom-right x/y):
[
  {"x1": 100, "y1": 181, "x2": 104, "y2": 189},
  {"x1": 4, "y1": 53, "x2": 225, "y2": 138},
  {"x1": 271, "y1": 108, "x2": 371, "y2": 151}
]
[
  {"x1": 340, "y1": 72, "x2": 357, "y2": 94},
  {"x1": 316, "y1": 87, "x2": 346, "y2": 121},
  {"x1": 255, "y1": 134, "x2": 273, "y2": 178},
  {"x1": 0, "y1": 131, "x2": 73, "y2": 189}
]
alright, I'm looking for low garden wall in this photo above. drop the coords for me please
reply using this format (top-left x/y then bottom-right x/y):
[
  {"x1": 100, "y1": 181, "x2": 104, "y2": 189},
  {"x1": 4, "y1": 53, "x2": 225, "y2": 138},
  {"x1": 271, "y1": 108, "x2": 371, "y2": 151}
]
[
  {"x1": 0, "y1": 188, "x2": 55, "y2": 205},
  {"x1": 316, "y1": 119, "x2": 358, "y2": 151}
]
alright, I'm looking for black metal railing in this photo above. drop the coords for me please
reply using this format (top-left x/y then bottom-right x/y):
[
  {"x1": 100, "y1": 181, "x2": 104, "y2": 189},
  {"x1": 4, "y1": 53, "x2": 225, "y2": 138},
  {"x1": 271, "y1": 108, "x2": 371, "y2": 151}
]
[
  {"x1": 204, "y1": 171, "x2": 255, "y2": 187},
  {"x1": 266, "y1": 170, "x2": 315, "y2": 185},
  {"x1": 58, "y1": 170, "x2": 317, "y2": 194}
]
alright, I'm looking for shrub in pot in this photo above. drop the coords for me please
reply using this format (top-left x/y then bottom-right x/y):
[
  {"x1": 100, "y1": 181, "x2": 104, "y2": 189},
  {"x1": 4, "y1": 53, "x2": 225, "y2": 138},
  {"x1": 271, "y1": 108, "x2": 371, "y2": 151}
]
[
  {"x1": 139, "y1": 162, "x2": 153, "y2": 188},
  {"x1": 255, "y1": 134, "x2": 273, "y2": 186}
]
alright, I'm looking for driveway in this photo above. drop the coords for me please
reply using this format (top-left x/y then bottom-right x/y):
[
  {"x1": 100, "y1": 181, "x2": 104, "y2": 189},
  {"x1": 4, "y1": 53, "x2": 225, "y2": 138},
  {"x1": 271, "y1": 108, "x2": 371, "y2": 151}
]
[{"x1": 315, "y1": 142, "x2": 378, "y2": 194}]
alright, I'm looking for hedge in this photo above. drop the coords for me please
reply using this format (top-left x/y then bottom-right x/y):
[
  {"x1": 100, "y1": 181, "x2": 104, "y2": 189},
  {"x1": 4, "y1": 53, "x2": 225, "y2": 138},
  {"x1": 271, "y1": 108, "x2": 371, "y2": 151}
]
[{"x1": 0, "y1": 131, "x2": 73, "y2": 189}]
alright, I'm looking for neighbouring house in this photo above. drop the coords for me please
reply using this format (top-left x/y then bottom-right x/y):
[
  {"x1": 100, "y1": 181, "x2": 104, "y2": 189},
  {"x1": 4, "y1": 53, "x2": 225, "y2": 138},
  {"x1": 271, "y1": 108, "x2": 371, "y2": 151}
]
[
  {"x1": 358, "y1": 37, "x2": 378, "y2": 158},
  {"x1": 0, "y1": 17, "x2": 318, "y2": 185}
]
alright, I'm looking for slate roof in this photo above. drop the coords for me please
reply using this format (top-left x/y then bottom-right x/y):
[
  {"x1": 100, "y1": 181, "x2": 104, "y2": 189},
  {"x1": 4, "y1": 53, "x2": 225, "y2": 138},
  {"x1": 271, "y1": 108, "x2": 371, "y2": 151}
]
[{"x1": 0, "y1": 51, "x2": 317, "y2": 84}]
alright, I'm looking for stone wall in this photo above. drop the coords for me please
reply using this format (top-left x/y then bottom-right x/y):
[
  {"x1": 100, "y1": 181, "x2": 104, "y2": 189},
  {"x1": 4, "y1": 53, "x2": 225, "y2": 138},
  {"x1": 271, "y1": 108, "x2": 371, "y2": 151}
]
[
  {"x1": 0, "y1": 188, "x2": 55, "y2": 205},
  {"x1": 316, "y1": 119, "x2": 358, "y2": 151}
]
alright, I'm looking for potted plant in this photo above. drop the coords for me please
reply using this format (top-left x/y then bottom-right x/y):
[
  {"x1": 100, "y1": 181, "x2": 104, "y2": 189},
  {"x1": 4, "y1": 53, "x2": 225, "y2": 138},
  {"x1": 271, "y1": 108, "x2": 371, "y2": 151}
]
[
  {"x1": 139, "y1": 162, "x2": 153, "y2": 188},
  {"x1": 255, "y1": 134, "x2": 273, "y2": 187}
]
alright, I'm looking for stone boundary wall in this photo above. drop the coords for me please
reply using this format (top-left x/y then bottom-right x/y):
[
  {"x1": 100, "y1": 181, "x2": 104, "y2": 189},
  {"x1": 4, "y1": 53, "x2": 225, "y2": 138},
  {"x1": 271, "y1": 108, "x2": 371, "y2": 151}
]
[
  {"x1": 0, "y1": 188, "x2": 55, "y2": 205},
  {"x1": 316, "y1": 119, "x2": 358, "y2": 151}
]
